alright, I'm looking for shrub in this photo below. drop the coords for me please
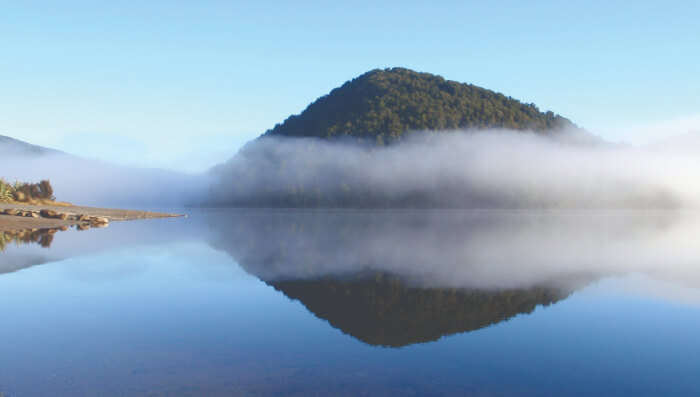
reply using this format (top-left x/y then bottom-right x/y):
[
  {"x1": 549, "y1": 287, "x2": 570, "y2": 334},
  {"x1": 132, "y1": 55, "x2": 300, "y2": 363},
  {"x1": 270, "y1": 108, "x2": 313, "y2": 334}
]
[
  {"x1": 0, "y1": 179, "x2": 14, "y2": 202},
  {"x1": 0, "y1": 179, "x2": 55, "y2": 202}
]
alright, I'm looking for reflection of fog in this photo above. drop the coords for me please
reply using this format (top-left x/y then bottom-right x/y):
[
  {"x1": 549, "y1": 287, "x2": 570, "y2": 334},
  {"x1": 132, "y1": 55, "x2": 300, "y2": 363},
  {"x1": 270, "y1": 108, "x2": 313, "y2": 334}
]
[
  {"x1": 205, "y1": 211, "x2": 601, "y2": 346},
  {"x1": 206, "y1": 209, "x2": 700, "y2": 291},
  {"x1": 5, "y1": 208, "x2": 700, "y2": 293},
  {"x1": 202, "y1": 209, "x2": 700, "y2": 346},
  {"x1": 5, "y1": 209, "x2": 700, "y2": 347}
]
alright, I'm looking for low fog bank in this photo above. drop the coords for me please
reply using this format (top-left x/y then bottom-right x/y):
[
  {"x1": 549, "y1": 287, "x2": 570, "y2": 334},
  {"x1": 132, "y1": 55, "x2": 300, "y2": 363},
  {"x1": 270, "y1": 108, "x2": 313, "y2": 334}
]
[
  {"x1": 205, "y1": 209, "x2": 700, "y2": 292},
  {"x1": 208, "y1": 129, "x2": 700, "y2": 208},
  {"x1": 3, "y1": 153, "x2": 208, "y2": 207}
]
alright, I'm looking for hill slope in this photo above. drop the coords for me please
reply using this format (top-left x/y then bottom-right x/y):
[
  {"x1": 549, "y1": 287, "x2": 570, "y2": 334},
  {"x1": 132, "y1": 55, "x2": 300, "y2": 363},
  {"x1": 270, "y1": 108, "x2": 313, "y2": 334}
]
[
  {"x1": 0, "y1": 135, "x2": 63, "y2": 157},
  {"x1": 265, "y1": 67, "x2": 577, "y2": 143},
  {"x1": 1, "y1": 135, "x2": 203, "y2": 207}
]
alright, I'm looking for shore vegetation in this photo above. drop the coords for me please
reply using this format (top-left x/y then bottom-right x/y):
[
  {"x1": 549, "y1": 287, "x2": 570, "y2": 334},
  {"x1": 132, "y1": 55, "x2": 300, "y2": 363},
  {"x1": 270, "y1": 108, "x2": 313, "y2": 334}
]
[{"x1": 0, "y1": 179, "x2": 55, "y2": 203}]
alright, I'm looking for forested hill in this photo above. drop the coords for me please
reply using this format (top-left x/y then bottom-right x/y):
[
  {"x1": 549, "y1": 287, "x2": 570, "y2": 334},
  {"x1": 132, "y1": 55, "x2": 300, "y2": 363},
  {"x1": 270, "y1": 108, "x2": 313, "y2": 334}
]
[{"x1": 264, "y1": 67, "x2": 577, "y2": 143}]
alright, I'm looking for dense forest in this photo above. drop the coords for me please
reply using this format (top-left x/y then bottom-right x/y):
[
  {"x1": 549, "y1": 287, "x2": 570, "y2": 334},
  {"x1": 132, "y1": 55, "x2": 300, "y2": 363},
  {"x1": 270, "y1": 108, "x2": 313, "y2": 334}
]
[{"x1": 264, "y1": 67, "x2": 577, "y2": 143}]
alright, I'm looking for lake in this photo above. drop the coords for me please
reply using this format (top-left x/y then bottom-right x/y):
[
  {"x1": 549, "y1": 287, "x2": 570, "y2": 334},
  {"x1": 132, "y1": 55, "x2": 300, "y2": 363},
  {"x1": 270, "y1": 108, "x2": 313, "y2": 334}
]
[{"x1": 1, "y1": 209, "x2": 700, "y2": 396}]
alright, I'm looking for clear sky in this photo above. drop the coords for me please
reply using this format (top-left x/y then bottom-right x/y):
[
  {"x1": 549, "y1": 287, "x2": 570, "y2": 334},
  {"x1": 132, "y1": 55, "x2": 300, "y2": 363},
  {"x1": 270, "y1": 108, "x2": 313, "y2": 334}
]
[{"x1": 2, "y1": 1, "x2": 699, "y2": 172}]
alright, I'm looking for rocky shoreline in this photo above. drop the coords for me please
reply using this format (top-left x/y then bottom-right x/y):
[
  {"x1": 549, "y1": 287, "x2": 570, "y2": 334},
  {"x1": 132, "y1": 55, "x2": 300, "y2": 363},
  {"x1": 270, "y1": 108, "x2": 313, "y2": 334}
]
[
  {"x1": 0, "y1": 203, "x2": 182, "y2": 233},
  {"x1": 2, "y1": 207, "x2": 110, "y2": 228}
]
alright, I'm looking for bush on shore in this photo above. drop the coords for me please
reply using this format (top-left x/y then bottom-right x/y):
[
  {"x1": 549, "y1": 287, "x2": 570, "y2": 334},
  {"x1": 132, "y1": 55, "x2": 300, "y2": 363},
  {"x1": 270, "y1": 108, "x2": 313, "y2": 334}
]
[{"x1": 0, "y1": 179, "x2": 55, "y2": 203}]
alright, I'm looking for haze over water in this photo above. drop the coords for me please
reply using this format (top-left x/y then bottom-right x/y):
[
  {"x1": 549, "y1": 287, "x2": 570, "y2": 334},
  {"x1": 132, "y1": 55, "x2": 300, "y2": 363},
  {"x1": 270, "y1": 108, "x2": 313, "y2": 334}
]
[{"x1": 2, "y1": 208, "x2": 700, "y2": 396}]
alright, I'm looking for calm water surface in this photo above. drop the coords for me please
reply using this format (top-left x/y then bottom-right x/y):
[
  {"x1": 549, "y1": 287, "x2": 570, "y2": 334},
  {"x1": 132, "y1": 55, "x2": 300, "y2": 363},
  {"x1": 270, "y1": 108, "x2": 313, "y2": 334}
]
[{"x1": 1, "y1": 209, "x2": 700, "y2": 396}]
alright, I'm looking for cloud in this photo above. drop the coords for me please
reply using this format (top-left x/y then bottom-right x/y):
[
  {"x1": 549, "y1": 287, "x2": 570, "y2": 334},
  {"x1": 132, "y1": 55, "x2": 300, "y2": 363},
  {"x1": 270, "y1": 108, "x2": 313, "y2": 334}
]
[{"x1": 208, "y1": 129, "x2": 700, "y2": 208}]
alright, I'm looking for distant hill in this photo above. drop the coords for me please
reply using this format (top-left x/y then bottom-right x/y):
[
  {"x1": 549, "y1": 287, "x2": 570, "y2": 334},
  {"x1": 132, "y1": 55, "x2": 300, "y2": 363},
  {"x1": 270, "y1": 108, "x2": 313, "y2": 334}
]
[
  {"x1": 265, "y1": 67, "x2": 578, "y2": 143},
  {"x1": 0, "y1": 135, "x2": 63, "y2": 157},
  {"x1": 1, "y1": 134, "x2": 203, "y2": 207}
]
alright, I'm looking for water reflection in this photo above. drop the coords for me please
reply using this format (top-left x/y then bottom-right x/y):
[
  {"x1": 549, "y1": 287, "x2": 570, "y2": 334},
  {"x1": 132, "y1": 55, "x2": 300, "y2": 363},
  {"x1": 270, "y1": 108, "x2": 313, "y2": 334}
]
[
  {"x1": 0, "y1": 220, "x2": 111, "y2": 253},
  {"x1": 270, "y1": 272, "x2": 569, "y2": 347},
  {"x1": 5, "y1": 209, "x2": 700, "y2": 347},
  {"x1": 204, "y1": 209, "x2": 700, "y2": 345},
  {"x1": 206, "y1": 209, "x2": 698, "y2": 289},
  {"x1": 0, "y1": 215, "x2": 192, "y2": 275},
  {"x1": 2, "y1": 209, "x2": 700, "y2": 396},
  {"x1": 0, "y1": 227, "x2": 63, "y2": 250}
]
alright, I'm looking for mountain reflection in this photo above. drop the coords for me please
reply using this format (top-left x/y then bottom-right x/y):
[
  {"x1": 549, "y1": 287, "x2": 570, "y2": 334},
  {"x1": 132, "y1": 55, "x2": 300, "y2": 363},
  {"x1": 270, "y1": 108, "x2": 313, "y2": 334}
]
[
  {"x1": 206, "y1": 210, "x2": 632, "y2": 346},
  {"x1": 205, "y1": 209, "x2": 700, "y2": 345},
  {"x1": 5, "y1": 208, "x2": 700, "y2": 347},
  {"x1": 270, "y1": 272, "x2": 569, "y2": 347}
]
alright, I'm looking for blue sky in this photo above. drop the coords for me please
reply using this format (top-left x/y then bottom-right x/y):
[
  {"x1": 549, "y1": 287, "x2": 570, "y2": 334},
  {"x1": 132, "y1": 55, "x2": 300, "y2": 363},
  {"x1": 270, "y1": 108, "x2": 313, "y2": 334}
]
[{"x1": 2, "y1": 1, "x2": 699, "y2": 172}]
